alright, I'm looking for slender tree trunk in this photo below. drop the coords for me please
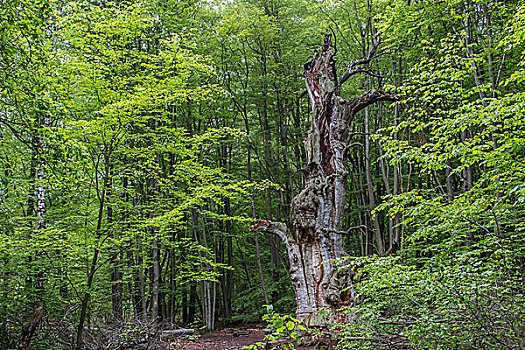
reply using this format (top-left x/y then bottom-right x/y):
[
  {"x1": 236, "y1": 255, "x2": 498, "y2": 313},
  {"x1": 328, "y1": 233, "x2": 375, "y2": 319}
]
[
  {"x1": 20, "y1": 114, "x2": 48, "y2": 350},
  {"x1": 76, "y1": 148, "x2": 112, "y2": 350},
  {"x1": 137, "y1": 240, "x2": 147, "y2": 321},
  {"x1": 392, "y1": 54, "x2": 403, "y2": 249},
  {"x1": 182, "y1": 284, "x2": 188, "y2": 323},
  {"x1": 109, "y1": 168, "x2": 123, "y2": 324},
  {"x1": 150, "y1": 234, "x2": 160, "y2": 323},
  {"x1": 446, "y1": 159, "x2": 454, "y2": 201},
  {"x1": 258, "y1": 53, "x2": 282, "y2": 289},
  {"x1": 191, "y1": 207, "x2": 215, "y2": 330},
  {"x1": 356, "y1": 149, "x2": 370, "y2": 255},
  {"x1": 169, "y1": 238, "x2": 176, "y2": 325},
  {"x1": 27, "y1": 114, "x2": 50, "y2": 280},
  {"x1": 244, "y1": 111, "x2": 269, "y2": 305},
  {"x1": 222, "y1": 197, "x2": 233, "y2": 320},
  {"x1": 128, "y1": 181, "x2": 146, "y2": 320},
  {"x1": 364, "y1": 104, "x2": 385, "y2": 255},
  {"x1": 148, "y1": 134, "x2": 162, "y2": 324},
  {"x1": 376, "y1": 103, "x2": 395, "y2": 252},
  {"x1": 189, "y1": 284, "x2": 196, "y2": 324},
  {"x1": 128, "y1": 250, "x2": 140, "y2": 319}
]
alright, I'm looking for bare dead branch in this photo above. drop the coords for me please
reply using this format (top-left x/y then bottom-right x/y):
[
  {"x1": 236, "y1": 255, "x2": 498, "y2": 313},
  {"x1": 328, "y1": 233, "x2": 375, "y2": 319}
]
[
  {"x1": 299, "y1": 34, "x2": 384, "y2": 98},
  {"x1": 344, "y1": 89, "x2": 398, "y2": 118},
  {"x1": 250, "y1": 219, "x2": 292, "y2": 246}
]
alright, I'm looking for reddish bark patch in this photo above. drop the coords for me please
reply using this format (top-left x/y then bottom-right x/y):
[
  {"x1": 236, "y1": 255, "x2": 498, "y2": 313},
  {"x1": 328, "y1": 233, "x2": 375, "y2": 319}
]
[
  {"x1": 250, "y1": 220, "x2": 269, "y2": 231},
  {"x1": 304, "y1": 34, "x2": 337, "y2": 176},
  {"x1": 318, "y1": 102, "x2": 335, "y2": 175}
]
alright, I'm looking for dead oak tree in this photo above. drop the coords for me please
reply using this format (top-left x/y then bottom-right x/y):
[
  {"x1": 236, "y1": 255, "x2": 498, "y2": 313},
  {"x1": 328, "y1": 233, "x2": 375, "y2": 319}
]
[{"x1": 251, "y1": 35, "x2": 396, "y2": 323}]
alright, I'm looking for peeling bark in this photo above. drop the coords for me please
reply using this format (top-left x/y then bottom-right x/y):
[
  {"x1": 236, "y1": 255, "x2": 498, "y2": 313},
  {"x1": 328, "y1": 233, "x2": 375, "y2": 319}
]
[{"x1": 251, "y1": 35, "x2": 396, "y2": 322}]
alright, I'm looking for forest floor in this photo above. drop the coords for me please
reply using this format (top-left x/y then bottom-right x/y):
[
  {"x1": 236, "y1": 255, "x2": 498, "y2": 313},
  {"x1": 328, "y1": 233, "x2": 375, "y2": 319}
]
[{"x1": 165, "y1": 323, "x2": 315, "y2": 350}]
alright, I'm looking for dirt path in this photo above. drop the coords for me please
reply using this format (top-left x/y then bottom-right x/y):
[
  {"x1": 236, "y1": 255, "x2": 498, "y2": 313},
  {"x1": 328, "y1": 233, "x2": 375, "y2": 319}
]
[
  {"x1": 165, "y1": 326, "x2": 316, "y2": 350},
  {"x1": 167, "y1": 328, "x2": 265, "y2": 350}
]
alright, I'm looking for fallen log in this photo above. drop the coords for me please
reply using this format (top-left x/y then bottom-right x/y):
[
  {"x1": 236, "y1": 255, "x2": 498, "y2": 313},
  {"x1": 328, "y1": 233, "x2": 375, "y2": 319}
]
[{"x1": 161, "y1": 328, "x2": 194, "y2": 337}]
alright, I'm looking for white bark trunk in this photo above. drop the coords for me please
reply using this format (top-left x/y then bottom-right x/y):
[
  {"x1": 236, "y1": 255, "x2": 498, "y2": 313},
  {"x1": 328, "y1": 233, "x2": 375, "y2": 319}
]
[{"x1": 252, "y1": 35, "x2": 396, "y2": 322}]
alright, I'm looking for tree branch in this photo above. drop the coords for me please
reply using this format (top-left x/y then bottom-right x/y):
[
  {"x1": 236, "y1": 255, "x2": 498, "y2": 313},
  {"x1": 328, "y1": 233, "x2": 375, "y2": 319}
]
[
  {"x1": 250, "y1": 220, "x2": 291, "y2": 246},
  {"x1": 338, "y1": 34, "x2": 381, "y2": 85},
  {"x1": 344, "y1": 90, "x2": 398, "y2": 118}
]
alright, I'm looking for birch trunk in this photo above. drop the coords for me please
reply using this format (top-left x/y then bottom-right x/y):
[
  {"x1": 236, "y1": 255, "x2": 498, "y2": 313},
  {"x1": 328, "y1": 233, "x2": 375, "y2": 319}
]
[{"x1": 251, "y1": 35, "x2": 396, "y2": 322}]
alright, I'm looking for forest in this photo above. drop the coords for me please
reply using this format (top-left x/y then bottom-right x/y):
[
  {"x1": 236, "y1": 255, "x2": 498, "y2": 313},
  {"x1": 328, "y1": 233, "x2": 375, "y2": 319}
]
[{"x1": 1, "y1": 0, "x2": 524, "y2": 348}]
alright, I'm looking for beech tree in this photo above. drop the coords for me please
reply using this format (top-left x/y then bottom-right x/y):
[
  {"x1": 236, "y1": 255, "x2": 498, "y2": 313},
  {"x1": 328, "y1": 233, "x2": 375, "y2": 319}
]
[{"x1": 252, "y1": 35, "x2": 396, "y2": 322}]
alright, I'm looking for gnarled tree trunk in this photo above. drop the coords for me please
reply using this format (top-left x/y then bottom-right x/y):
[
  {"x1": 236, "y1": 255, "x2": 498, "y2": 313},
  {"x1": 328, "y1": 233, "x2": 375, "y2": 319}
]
[{"x1": 251, "y1": 35, "x2": 396, "y2": 323}]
